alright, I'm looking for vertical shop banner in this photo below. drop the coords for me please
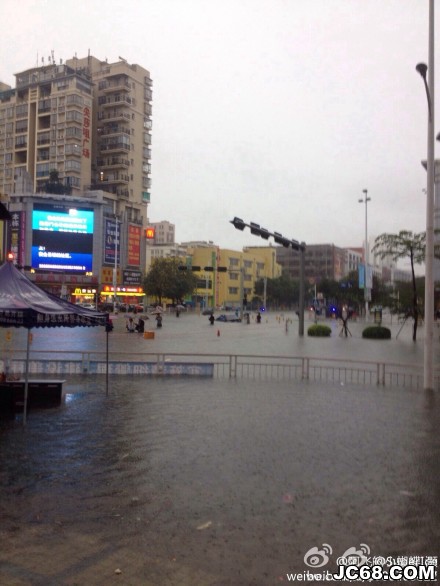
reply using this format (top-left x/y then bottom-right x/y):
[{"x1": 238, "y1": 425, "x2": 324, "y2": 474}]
[
  {"x1": 358, "y1": 264, "x2": 365, "y2": 289},
  {"x1": 104, "y1": 218, "x2": 120, "y2": 265},
  {"x1": 128, "y1": 224, "x2": 141, "y2": 266},
  {"x1": 82, "y1": 105, "x2": 91, "y2": 158},
  {"x1": 10, "y1": 211, "x2": 26, "y2": 266}
]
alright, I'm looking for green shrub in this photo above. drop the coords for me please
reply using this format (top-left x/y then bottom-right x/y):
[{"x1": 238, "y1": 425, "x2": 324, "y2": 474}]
[
  {"x1": 308, "y1": 324, "x2": 332, "y2": 337},
  {"x1": 362, "y1": 326, "x2": 391, "y2": 339}
]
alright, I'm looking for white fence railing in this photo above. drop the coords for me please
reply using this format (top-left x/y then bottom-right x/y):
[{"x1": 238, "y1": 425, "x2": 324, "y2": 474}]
[{"x1": 2, "y1": 350, "x2": 439, "y2": 390}]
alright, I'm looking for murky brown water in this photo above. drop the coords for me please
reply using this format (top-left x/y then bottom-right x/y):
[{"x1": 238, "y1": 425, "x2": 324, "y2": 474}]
[{"x1": 1, "y1": 375, "x2": 439, "y2": 585}]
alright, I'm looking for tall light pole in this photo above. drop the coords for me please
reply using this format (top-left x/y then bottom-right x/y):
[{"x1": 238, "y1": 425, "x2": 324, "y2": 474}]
[
  {"x1": 358, "y1": 189, "x2": 371, "y2": 319},
  {"x1": 113, "y1": 215, "x2": 119, "y2": 313},
  {"x1": 416, "y1": 0, "x2": 435, "y2": 391}
]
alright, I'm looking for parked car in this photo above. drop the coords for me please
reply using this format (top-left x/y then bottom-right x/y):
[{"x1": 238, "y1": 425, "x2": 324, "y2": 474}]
[
  {"x1": 202, "y1": 308, "x2": 214, "y2": 315},
  {"x1": 79, "y1": 303, "x2": 96, "y2": 310},
  {"x1": 216, "y1": 313, "x2": 241, "y2": 322}
]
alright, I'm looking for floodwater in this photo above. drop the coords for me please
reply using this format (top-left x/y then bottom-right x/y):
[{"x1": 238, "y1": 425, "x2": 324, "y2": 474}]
[
  {"x1": 0, "y1": 310, "x2": 434, "y2": 364},
  {"x1": 0, "y1": 312, "x2": 439, "y2": 585}
]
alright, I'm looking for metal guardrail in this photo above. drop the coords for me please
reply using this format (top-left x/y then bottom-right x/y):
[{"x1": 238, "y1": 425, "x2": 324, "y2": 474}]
[{"x1": 2, "y1": 350, "x2": 438, "y2": 390}]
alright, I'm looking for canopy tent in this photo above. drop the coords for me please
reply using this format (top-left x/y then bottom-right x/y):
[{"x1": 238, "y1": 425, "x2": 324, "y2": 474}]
[
  {"x1": 0, "y1": 260, "x2": 110, "y2": 423},
  {"x1": 0, "y1": 201, "x2": 11, "y2": 221}
]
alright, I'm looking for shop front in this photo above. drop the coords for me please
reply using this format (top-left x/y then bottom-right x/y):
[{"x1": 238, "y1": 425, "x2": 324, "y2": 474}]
[
  {"x1": 30, "y1": 272, "x2": 99, "y2": 304},
  {"x1": 100, "y1": 285, "x2": 145, "y2": 311}
]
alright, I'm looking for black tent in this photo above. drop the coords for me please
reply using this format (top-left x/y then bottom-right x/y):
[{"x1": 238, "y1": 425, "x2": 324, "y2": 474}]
[
  {"x1": 0, "y1": 201, "x2": 11, "y2": 221},
  {"x1": 0, "y1": 260, "x2": 109, "y2": 423}
]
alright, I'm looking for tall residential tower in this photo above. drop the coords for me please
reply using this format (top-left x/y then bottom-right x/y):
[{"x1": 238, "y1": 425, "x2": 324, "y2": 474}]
[{"x1": 0, "y1": 54, "x2": 152, "y2": 224}]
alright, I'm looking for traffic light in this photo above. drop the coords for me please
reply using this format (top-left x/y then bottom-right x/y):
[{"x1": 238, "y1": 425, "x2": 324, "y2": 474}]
[
  {"x1": 250, "y1": 222, "x2": 260, "y2": 235},
  {"x1": 230, "y1": 217, "x2": 246, "y2": 230},
  {"x1": 178, "y1": 265, "x2": 201, "y2": 271},
  {"x1": 259, "y1": 227, "x2": 270, "y2": 239},
  {"x1": 204, "y1": 266, "x2": 228, "y2": 272},
  {"x1": 273, "y1": 232, "x2": 291, "y2": 247}
]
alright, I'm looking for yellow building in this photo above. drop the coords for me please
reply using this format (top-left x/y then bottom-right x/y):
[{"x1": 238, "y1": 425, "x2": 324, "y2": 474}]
[{"x1": 181, "y1": 244, "x2": 282, "y2": 309}]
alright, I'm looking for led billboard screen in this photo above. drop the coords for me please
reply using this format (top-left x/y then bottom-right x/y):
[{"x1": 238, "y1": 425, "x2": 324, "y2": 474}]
[{"x1": 31, "y1": 203, "x2": 94, "y2": 272}]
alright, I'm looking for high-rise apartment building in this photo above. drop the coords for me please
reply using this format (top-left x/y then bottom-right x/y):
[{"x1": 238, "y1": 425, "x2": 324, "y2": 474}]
[
  {"x1": 66, "y1": 55, "x2": 152, "y2": 217},
  {"x1": 0, "y1": 55, "x2": 153, "y2": 304},
  {"x1": 0, "y1": 54, "x2": 152, "y2": 224},
  {"x1": 0, "y1": 61, "x2": 94, "y2": 196}
]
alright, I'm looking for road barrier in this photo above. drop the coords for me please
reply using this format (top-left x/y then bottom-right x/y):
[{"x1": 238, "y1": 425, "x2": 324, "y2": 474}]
[{"x1": 2, "y1": 350, "x2": 438, "y2": 390}]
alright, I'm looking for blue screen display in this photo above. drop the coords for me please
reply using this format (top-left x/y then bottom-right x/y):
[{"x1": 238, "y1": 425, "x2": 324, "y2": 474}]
[{"x1": 31, "y1": 204, "x2": 94, "y2": 272}]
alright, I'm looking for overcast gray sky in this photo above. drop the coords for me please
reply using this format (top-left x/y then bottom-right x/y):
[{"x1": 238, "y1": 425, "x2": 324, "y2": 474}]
[{"x1": 1, "y1": 0, "x2": 438, "y2": 255}]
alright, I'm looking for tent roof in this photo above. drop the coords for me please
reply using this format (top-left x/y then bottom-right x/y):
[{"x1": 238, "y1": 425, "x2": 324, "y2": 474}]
[
  {"x1": 0, "y1": 202, "x2": 11, "y2": 221},
  {"x1": 0, "y1": 261, "x2": 108, "y2": 328}
]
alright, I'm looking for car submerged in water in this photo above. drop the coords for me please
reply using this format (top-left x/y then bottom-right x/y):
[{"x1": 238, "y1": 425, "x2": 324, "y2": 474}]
[{"x1": 215, "y1": 313, "x2": 241, "y2": 322}]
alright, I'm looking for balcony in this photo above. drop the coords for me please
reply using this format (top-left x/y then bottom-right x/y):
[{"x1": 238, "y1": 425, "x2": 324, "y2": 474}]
[
  {"x1": 99, "y1": 96, "x2": 132, "y2": 108},
  {"x1": 99, "y1": 126, "x2": 131, "y2": 137},
  {"x1": 97, "y1": 157, "x2": 130, "y2": 169},
  {"x1": 99, "y1": 79, "x2": 131, "y2": 93},
  {"x1": 98, "y1": 111, "x2": 131, "y2": 123},
  {"x1": 37, "y1": 133, "x2": 51, "y2": 146},
  {"x1": 99, "y1": 141, "x2": 130, "y2": 153},
  {"x1": 97, "y1": 174, "x2": 130, "y2": 186}
]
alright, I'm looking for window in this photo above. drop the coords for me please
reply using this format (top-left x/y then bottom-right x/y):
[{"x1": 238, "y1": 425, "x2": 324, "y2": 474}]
[
  {"x1": 36, "y1": 162, "x2": 50, "y2": 177},
  {"x1": 66, "y1": 127, "x2": 82, "y2": 139},
  {"x1": 65, "y1": 144, "x2": 81, "y2": 156},
  {"x1": 16, "y1": 104, "x2": 28, "y2": 118},
  {"x1": 15, "y1": 135, "x2": 27, "y2": 148},
  {"x1": 38, "y1": 98, "x2": 51, "y2": 112},
  {"x1": 66, "y1": 110, "x2": 82, "y2": 123},
  {"x1": 65, "y1": 160, "x2": 81, "y2": 172},
  {"x1": 66, "y1": 176, "x2": 80, "y2": 187},
  {"x1": 15, "y1": 120, "x2": 28, "y2": 134},
  {"x1": 66, "y1": 94, "x2": 83, "y2": 107},
  {"x1": 228, "y1": 287, "x2": 238, "y2": 295}
]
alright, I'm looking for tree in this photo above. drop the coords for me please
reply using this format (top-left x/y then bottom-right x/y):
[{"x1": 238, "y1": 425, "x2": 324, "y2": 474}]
[
  {"x1": 372, "y1": 231, "x2": 425, "y2": 341},
  {"x1": 254, "y1": 275, "x2": 299, "y2": 309},
  {"x1": 143, "y1": 258, "x2": 197, "y2": 305},
  {"x1": 45, "y1": 170, "x2": 72, "y2": 195}
]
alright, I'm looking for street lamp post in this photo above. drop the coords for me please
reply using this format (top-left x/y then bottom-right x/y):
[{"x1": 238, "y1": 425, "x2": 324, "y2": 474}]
[
  {"x1": 416, "y1": 0, "x2": 435, "y2": 391},
  {"x1": 113, "y1": 216, "x2": 119, "y2": 313},
  {"x1": 358, "y1": 190, "x2": 371, "y2": 319}
]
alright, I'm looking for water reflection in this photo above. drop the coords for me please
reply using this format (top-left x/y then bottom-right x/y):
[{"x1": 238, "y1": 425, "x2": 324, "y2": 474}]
[
  {"x1": 0, "y1": 376, "x2": 439, "y2": 584},
  {"x1": 0, "y1": 312, "x2": 430, "y2": 364}
]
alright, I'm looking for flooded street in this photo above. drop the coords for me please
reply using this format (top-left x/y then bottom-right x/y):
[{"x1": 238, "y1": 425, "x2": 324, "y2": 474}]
[
  {"x1": 0, "y1": 310, "x2": 430, "y2": 363},
  {"x1": 0, "y1": 313, "x2": 439, "y2": 584}
]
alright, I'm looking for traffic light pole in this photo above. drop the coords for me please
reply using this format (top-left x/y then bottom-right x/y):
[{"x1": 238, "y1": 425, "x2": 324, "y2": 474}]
[
  {"x1": 230, "y1": 217, "x2": 306, "y2": 336},
  {"x1": 299, "y1": 247, "x2": 305, "y2": 336}
]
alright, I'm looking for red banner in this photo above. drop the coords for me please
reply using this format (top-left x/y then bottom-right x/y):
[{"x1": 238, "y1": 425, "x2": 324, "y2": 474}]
[{"x1": 127, "y1": 224, "x2": 141, "y2": 266}]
